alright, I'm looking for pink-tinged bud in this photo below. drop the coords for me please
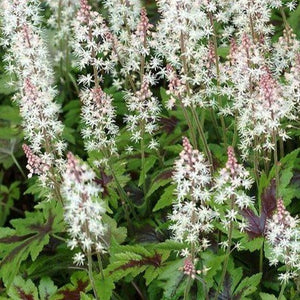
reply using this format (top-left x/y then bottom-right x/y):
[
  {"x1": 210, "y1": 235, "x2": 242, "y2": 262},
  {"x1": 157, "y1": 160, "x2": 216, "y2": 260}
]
[
  {"x1": 22, "y1": 144, "x2": 50, "y2": 178},
  {"x1": 206, "y1": 41, "x2": 215, "y2": 68},
  {"x1": 259, "y1": 67, "x2": 279, "y2": 106},
  {"x1": 136, "y1": 8, "x2": 153, "y2": 41},
  {"x1": 183, "y1": 257, "x2": 196, "y2": 278},
  {"x1": 228, "y1": 38, "x2": 238, "y2": 64},
  {"x1": 225, "y1": 146, "x2": 239, "y2": 177},
  {"x1": 242, "y1": 33, "x2": 251, "y2": 51},
  {"x1": 275, "y1": 198, "x2": 296, "y2": 228},
  {"x1": 136, "y1": 79, "x2": 152, "y2": 101},
  {"x1": 78, "y1": 0, "x2": 91, "y2": 24}
]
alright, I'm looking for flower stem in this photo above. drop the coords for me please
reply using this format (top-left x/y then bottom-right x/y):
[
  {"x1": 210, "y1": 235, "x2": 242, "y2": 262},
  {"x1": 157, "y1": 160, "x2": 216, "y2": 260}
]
[
  {"x1": 278, "y1": 282, "x2": 286, "y2": 299},
  {"x1": 87, "y1": 250, "x2": 100, "y2": 300},
  {"x1": 214, "y1": 199, "x2": 234, "y2": 300},
  {"x1": 208, "y1": 12, "x2": 227, "y2": 147},
  {"x1": 140, "y1": 121, "x2": 146, "y2": 197},
  {"x1": 11, "y1": 152, "x2": 26, "y2": 178}
]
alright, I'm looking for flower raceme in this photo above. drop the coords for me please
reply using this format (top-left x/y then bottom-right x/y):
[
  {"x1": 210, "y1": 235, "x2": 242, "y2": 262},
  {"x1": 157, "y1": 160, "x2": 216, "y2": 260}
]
[
  {"x1": 62, "y1": 152, "x2": 107, "y2": 266},
  {"x1": 170, "y1": 137, "x2": 215, "y2": 257},
  {"x1": 214, "y1": 146, "x2": 254, "y2": 235},
  {"x1": 80, "y1": 87, "x2": 119, "y2": 154},
  {"x1": 265, "y1": 198, "x2": 300, "y2": 283},
  {"x1": 0, "y1": 0, "x2": 66, "y2": 196}
]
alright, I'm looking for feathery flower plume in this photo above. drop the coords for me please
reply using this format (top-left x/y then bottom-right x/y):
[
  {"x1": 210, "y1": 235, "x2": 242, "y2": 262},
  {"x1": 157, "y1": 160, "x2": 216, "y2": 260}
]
[
  {"x1": 80, "y1": 87, "x2": 119, "y2": 154},
  {"x1": 265, "y1": 198, "x2": 300, "y2": 283},
  {"x1": 214, "y1": 147, "x2": 253, "y2": 233},
  {"x1": 124, "y1": 79, "x2": 160, "y2": 145},
  {"x1": 155, "y1": 0, "x2": 214, "y2": 108},
  {"x1": 169, "y1": 137, "x2": 215, "y2": 257},
  {"x1": 1, "y1": 0, "x2": 66, "y2": 190},
  {"x1": 45, "y1": 0, "x2": 80, "y2": 66},
  {"x1": 62, "y1": 152, "x2": 107, "y2": 266},
  {"x1": 72, "y1": 1, "x2": 119, "y2": 157}
]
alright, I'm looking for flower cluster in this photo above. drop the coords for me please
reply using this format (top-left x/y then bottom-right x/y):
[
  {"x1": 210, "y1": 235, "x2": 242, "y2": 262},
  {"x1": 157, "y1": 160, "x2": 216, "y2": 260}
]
[
  {"x1": 0, "y1": 0, "x2": 66, "y2": 186},
  {"x1": 45, "y1": 0, "x2": 80, "y2": 66},
  {"x1": 80, "y1": 87, "x2": 119, "y2": 154},
  {"x1": 223, "y1": 30, "x2": 298, "y2": 158},
  {"x1": 155, "y1": 0, "x2": 216, "y2": 108},
  {"x1": 214, "y1": 147, "x2": 253, "y2": 234},
  {"x1": 22, "y1": 144, "x2": 50, "y2": 179},
  {"x1": 62, "y1": 152, "x2": 107, "y2": 266},
  {"x1": 265, "y1": 198, "x2": 300, "y2": 283},
  {"x1": 124, "y1": 79, "x2": 160, "y2": 146},
  {"x1": 169, "y1": 137, "x2": 215, "y2": 256},
  {"x1": 72, "y1": 0, "x2": 116, "y2": 85}
]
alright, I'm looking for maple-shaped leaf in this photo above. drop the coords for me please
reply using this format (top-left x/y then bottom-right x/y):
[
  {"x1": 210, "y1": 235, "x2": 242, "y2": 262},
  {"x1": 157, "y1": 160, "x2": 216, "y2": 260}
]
[
  {"x1": 241, "y1": 180, "x2": 276, "y2": 239},
  {"x1": 0, "y1": 201, "x2": 64, "y2": 287},
  {"x1": 261, "y1": 179, "x2": 276, "y2": 218},
  {"x1": 94, "y1": 168, "x2": 113, "y2": 197},
  {"x1": 52, "y1": 271, "x2": 89, "y2": 300},
  {"x1": 7, "y1": 276, "x2": 39, "y2": 300}
]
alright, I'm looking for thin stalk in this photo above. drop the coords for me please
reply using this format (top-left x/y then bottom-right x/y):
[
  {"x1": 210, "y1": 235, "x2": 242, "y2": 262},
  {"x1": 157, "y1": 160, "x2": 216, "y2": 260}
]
[
  {"x1": 140, "y1": 122, "x2": 146, "y2": 197},
  {"x1": 280, "y1": 7, "x2": 290, "y2": 32},
  {"x1": 87, "y1": 250, "x2": 100, "y2": 300},
  {"x1": 214, "y1": 198, "x2": 234, "y2": 300},
  {"x1": 179, "y1": 98, "x2": 198, "y2": 148},
  {"x1": 184, "y1": 199, "x2": 197, "y2": 300},
  {"x1": 259, "y1": 242, "x2": 263, "y2": 274},
  {"x1": 184, "y1": 276, "x2": 192, "y2": 300},
  {"x1": 190, "y1": 107, "x2": 214, "y2": 172},
  {"x1": 279, "y1": 137, "x2": 284, "y2": 159},
  {"x1": 0, "y1": 201, "x2": 24, "y2": 216},
  {"x1": 208, "y1": 12, "x2": 227, "y2": 147},
  {"x1": 179, "y1": 31, "x2": 213, "y2": 166},
  {"x1": 273, "y1": 131, "x2": 279, "y2": 198},
  {"x1": 131, "y1": 281, "x2": 145, "y2": 300},
  {"x1": 107, "y1": 158, "x2": 138, "y2": 222},
  {"x1": 278, "y1": 282, "x2": 286, "y2": 300},
  {"x1": 97, "y1": 253, "x2": 105, "y2": 280},
  {"x1": 57, "y1": 0, "x2": 63, "y2": 79},
  {"x1": 11, "y1": 153, "x2": 26, "y2": 178},
  {"x1": 51, "y1": 233, "x2": 66, "y2": 242},
  {"x1": 232, "y1": 110, "x2": 238, "y2": 148}
]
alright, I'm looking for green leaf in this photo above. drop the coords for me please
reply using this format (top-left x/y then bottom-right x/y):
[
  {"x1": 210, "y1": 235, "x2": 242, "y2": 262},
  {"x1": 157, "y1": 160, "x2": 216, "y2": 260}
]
[
  {"x1": 217, "y1": 47, "x2": 229, "y2": 58},
  {"x1": 39, "y1": 277, "x2": 57, "y2": 300},
  {"x1": 144, "y1": 266, "x2": 162, "y2": 285},
  {"x1": 235, "y1": 273, "x2": 262, "y2": 297},
  {"x1": 0, "y1": 106, "x2": 21, "y2": 123},
  {"x1": 153, "y1": 185, "x2": 175, "y2": 212},
  {"x1": 105, "y1": 244, "x2": 165, "y2": 282},
  {"x1": 52, "y1": 271, "x2": 89, "y2": 300},
  {"x1": 0, "y1": 201, "x2": 64, "y2": 287},
  {"x1": 0, "y1": 182, "x2": 20, "y2": 226},
  {"x1": 157, "y1": 259, "x2": 184, "y2": 299},
  {"x1": 201, "y1": 252, "x2": 225, "y2": 289},
  {"x1": 240, "y1": 237, "x2": 264, "y2": 252},
  {"x1": 95, "y1": 277, "x2": 115, "y2": 300},
  {"x1": 62, "y1": 127, "x2": 76, "y2": 144},
  {"x1": 146, "y1": 169, "x2": 173, "y2": 198},
  {"x1": 102, "y1": 214, "x2": 127, "y2": 245},
  {"x1": 7, "y1": 276, "x2": 39, "y2": 300},
  {"x1": 0, "y1": 127, "x2": 20, "y2": 139},
  {"x1": 139, "y1": 155, "x2": 157, "y2": 186},
  {"x1": 259, "y1": 293, "x2": 277, "y2": 300},
  {"x1": 0, "y1": 74, "x2": 17, "y2": 95}
]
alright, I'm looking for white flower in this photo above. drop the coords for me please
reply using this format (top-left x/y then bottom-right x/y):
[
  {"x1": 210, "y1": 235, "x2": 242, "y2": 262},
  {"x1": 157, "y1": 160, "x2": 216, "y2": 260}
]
[
  {"x1": 62, "y1": 152, "x2": 107, "y2": 262},
  {"x1": 169, "y1": 137, "x2": 215, "y2": 252},
  {"x1": 265, "y1": 198, "x2": 300, "y2": 282},
  {"x1": 73, "y1": 252, "x2": 85, "y2": 266}
]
